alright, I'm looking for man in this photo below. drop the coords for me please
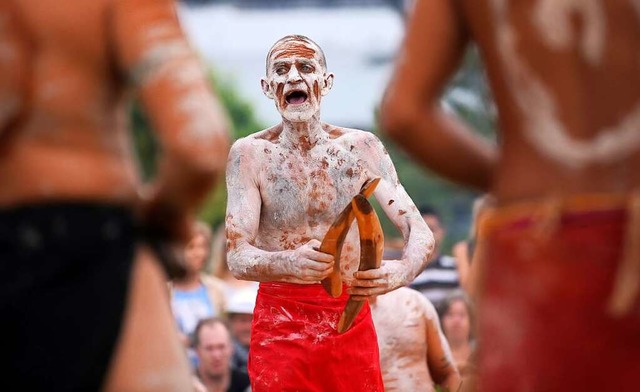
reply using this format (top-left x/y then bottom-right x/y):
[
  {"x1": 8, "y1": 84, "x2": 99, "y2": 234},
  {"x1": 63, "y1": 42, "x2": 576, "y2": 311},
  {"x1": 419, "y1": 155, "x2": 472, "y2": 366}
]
[
  {"x1": 410, "y1": 205, "x2": 461, "y2": 307},
  {"x1": 225, "y1": 35, "x2": 433, "y2": 391},
  {"x1": 381, "y1": 0, "x2": 640, "y2": 390},
  {"x1": 193, "y1": 318, "x2": 251, "y2": 392},
  {"x1": 226, "y1": 287, "x2": 258, "y2": 374},
  {"x1": 0, "y1": 1, "x2": 230, "y2": 391},
  {"x1": 371, "y1": 287, "x2": 461, "y2": 392}
]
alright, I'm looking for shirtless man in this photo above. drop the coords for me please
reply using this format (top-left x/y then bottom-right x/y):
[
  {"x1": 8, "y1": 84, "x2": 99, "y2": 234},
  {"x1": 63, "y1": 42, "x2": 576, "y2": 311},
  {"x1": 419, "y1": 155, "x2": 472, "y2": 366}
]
[
  {"x1": 0, "y1": 1, "x2": 229, "y2": 391},
  {"x1": 381, "y1": 1, "x2": 640, "y2": 390},
  {"x1": 371, "y1": 287, "x2": 461, "y2": 392},
  {"x1": 225, "y1": 35, "x2": 433, "y2": 391}
]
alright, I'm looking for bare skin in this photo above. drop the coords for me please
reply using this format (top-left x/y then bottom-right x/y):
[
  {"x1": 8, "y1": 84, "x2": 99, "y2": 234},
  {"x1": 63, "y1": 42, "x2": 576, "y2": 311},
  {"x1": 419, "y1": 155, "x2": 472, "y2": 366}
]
[
  {"x1": 226, "y1": 35, "x2": 433, "y2": 298},
  {"x1": 1, "y1": 0, "x2": 230, "y2": 390},
  {"x1": 371, "y1": 287, "x2": 461, "y2": 392},
  {"x1": 381, "y1": 0, "x2": 640, "y2": 202}
]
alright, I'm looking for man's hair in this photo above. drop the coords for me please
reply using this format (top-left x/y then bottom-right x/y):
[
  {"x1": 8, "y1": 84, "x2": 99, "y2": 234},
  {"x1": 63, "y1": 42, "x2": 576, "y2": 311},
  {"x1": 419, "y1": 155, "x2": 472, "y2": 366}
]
[
  {"x1": 265, "y1": 34, "x2": 327, "y2": 74},
  {"x1": 192, "y1": 220, "x2": 213, "y2": 246},
  {"x1": 192, "y1": 317, "x2": 230, "y2": 348}
]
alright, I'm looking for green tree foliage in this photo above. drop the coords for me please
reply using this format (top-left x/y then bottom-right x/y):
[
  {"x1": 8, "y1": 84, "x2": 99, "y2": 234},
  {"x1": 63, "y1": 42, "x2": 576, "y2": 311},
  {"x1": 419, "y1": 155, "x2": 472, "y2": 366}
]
[{"x1": 130, "y1": 69, "x2": 265, "y2": 227}]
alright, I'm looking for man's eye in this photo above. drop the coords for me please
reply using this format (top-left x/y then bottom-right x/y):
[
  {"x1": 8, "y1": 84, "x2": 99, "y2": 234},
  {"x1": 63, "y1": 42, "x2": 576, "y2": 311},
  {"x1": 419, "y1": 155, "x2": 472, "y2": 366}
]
[
  {"x1": 275, "y1": 67, "x2": 287, "y2": 75},
  {"x1": 300, "y1": 64, "x2": 313, "y2": 73}
]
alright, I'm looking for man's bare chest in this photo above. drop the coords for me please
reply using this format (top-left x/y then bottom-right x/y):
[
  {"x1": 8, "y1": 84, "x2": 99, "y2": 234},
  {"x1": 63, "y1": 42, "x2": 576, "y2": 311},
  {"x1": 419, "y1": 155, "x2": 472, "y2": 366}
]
[{"x1": 258, "y1": 145, "x2": 367, "y2": 228}]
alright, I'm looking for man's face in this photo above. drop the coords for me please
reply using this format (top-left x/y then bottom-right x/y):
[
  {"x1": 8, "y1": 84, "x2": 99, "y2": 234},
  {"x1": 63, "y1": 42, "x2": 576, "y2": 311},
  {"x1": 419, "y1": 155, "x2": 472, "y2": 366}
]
[
  {"x1": 184, "y1": 233, "x2": 208, "y2": 273},
  {"x1": 261, "y1": 38, "x2": 334, "y2": 122},
  {"x1": 228, "y1": 313, "x2": 253, "y2": 347},
  {"x1": 196, "y1": 324, "x2": 232, "y2": 378}
]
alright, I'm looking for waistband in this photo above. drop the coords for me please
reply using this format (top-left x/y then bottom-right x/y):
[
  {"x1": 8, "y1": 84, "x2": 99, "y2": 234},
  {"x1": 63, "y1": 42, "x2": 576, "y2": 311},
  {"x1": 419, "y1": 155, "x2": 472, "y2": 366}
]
[
  {"x1": 258, "y1": 282, "x2": 350, "y2": 302},
  {"x1": 476, "y1": 191, "x2": 640, "y2": 317},
  {"x1": 478, "y1": 193, "x2": 631, "y2": 235}
]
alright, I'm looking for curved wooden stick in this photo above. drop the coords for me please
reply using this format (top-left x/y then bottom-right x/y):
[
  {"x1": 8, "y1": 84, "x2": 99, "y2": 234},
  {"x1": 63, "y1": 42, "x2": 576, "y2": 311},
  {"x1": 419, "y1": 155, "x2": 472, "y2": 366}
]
[
  {"x1": 337, "y1": 194, "x2": 384, "y2": 333},
  {"x1": 319, "y1": 178, "x2": 380, "y2": 297}
]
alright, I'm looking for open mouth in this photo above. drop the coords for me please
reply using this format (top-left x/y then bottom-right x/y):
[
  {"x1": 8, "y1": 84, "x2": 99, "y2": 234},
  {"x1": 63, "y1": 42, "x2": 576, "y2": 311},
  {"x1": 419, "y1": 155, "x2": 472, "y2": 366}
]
[{"x1": 285, "y1": 90, "x2": 308, "y2": 105}]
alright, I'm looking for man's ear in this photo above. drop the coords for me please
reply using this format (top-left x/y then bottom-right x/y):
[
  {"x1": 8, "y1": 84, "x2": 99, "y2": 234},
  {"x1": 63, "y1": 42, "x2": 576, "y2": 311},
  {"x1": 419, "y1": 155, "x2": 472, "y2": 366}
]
[
  {"x1": 261, "y1": 78, "x2": 274, "y2": 99},
  {"x1": 321, "y1": 73, "x2": 335, "y2": 96}
]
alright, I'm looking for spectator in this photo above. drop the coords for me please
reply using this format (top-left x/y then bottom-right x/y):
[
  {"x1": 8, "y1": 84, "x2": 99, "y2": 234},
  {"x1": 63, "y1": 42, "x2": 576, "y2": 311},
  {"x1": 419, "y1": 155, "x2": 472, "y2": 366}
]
[
  {"x1": 439, "y1": 291, "x2": 475, "y2": 378},
  {"x1": 451, "y1": 195, "x2": 491, "y2": 292},
  {"x1": 371, "y1": 287, "x2": 461, "y2": 392},
  {"x1": 226, "y1": 288, "x2": 258, "y2": 373},
  {"x1": 193, "y1": 318, "x2": 251, "y2": 392},
  {"x1": 171, "y1": 221, "x2": 226, "y2": 356},
  {"x1": 410, "y1": 205, "x2": 460, "y2": 306}
]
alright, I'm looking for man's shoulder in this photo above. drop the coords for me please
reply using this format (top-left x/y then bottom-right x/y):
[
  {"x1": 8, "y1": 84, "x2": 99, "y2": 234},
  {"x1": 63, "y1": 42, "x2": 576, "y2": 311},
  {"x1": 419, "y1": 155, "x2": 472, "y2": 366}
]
[
  {"x1": 324, "y1": 125, "x2": 385, "y2": 155},
  {"x1": 232, "y1": 124, "x2": 283, "y2": 148}
]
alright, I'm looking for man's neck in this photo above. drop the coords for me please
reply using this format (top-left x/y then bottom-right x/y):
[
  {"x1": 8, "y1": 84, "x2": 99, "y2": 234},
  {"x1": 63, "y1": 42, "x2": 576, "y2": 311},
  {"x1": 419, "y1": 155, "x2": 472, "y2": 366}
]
[
  {"x1": 280, "y1": 115, "x2": 326, "y2": 151},
  {"x1": 200, "y1": 369, "x2": 230, "y2": 392}
]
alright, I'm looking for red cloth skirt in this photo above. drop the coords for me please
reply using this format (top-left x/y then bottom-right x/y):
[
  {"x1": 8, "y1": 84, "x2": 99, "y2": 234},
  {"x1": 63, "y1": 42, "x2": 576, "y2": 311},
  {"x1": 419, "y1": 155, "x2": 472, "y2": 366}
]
[
  {"x1": 476, "y1": 198, "x2": 640, "y2": 391},
  {"x1": 248, "y1": 282, "x2": 384, "y2": 392}
]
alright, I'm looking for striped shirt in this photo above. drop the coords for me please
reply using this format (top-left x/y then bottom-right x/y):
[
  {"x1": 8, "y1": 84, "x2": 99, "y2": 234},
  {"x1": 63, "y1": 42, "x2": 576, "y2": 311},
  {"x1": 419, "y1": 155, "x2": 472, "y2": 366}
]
[{"x1": 410, "y1": 254, "x2": 460, "y2": 307}]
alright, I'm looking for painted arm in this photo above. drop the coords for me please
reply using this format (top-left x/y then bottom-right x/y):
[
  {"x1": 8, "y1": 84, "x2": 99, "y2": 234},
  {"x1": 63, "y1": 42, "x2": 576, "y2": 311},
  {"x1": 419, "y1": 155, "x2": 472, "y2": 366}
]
[
  {"x1": 224, "y1": 140, "x2": 334, "y2": 283},
  {"x1": 349, "y1": 133, "x2": 433, "y2": 298},
  {"x1": 113, "y1": 0, "x2": 230, "y2": 242},
  {"x1": 380, "y1": 0, "x2": 496, "y2": 191},
  {"x1": 423, "y1": 297, "x2": 461, "y2": 391}
]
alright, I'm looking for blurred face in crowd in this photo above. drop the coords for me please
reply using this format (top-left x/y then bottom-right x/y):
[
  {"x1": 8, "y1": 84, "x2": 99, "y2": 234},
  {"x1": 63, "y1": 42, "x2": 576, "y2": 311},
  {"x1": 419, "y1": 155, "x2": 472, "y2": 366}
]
[
  {"x1": 196, "y1": 323, "x2": 233, "y2": 379},
  {"x1": 422, "y1": 214, "x2": 444, "y2": 256},
  {"x1": 261, "y1": 36, "x2": 334, "y2": 123},
  {"x1": 185, "y1": 232, "x2": 209, "y2": 273},
  {"x1": 442, "y1": 299, "x2": 471, "y2": 344},
  {"x1": 228, "y1": 313, "x2": 253, "y2": 347}
]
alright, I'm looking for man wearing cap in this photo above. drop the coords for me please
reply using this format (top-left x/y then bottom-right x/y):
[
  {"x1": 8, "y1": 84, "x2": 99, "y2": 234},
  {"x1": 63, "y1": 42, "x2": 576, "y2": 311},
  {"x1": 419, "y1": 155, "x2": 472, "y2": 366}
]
[{"x1": 226, "y1": 289, "x2": 257, "y2": 374}]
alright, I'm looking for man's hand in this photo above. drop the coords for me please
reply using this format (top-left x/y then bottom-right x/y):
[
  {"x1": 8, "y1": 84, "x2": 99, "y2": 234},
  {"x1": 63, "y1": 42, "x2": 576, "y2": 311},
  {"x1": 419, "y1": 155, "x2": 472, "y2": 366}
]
[
  {"x1": 283, "y1": 239, "x2": 334, "y2": 282},
  {"x1": 347, "y1": 260, "x2": 410, "y2": 300}
]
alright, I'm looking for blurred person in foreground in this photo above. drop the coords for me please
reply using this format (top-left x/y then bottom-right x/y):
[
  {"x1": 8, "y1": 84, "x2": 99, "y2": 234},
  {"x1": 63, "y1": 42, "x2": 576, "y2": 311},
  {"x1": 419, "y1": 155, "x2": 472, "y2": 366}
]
[
  {"x1": 0, "y1": 0, "x2": 230, "y2": 390},
  {"x1": 381, "y1": 0, "x2": 640, "y2": 390},
  {"x1": 225, "y1": 34, "x2": 433, "y2": 391},
  {"x1": 193, "y1": 318, "x2": 251, "y2": 392},
  {"x1": 371, "y1": 286, "x2": 461, "y2": 392}
]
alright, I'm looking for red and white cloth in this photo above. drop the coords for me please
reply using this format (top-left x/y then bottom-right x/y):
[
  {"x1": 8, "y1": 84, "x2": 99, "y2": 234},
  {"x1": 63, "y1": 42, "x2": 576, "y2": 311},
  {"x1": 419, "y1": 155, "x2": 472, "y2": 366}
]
[{"x1": 248, "y1": 282, "x2": 384, "y2": 392}]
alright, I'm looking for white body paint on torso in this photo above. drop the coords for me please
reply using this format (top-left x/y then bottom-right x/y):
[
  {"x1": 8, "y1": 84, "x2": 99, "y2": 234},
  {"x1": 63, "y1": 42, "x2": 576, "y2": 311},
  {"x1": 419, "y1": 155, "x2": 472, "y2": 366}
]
[
  {"x1": 491, "y1": 0, "x2": 640, "y2": 169},
  {"x1": 238, "y1": 126, "x2": 389, "y2": 282}
]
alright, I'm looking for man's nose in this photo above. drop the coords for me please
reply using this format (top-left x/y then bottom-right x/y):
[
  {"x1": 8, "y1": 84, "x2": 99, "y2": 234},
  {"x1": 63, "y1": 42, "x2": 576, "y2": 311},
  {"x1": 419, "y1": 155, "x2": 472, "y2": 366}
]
[{"x1": 287, "y1": 66, "x2": 302, "y2": 83}]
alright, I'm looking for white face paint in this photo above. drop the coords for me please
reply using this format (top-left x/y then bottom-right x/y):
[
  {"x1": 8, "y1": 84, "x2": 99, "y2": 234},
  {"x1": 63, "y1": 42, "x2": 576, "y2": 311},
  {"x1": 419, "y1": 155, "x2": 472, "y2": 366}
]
[
  {"x1": 490, "y1": 0, "x2": 640, "y2": 169},
  {"x1": 261, "y1": 39, "x2": 334, "y2": 123}
]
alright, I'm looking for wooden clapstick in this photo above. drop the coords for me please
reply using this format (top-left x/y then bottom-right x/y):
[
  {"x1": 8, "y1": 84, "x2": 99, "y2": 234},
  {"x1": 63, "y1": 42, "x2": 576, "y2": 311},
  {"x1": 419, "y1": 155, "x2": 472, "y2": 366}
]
[
  {"x1": 319, "y1": 178, "x2": 380, "y2": 297},
  {"x1": 337, "y1": 194, "x2": 384, "y2": 333}
]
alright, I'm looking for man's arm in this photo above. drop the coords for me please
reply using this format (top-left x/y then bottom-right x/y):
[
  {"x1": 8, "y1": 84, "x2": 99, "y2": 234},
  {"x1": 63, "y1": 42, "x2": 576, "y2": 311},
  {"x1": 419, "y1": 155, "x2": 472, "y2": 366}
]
[
  {"x1": 225, "y1": 139, "x2": 334, "y2": 283},
  {"x1": 380, "y1": 0, "x2": 496, "y2": 191},
  {"x1": 349, "y1": 133, "x2": 433, "y2": 298},
  {"x1": 423, "y1": 297, "x2": 461, "y2": 391},
  {"x1": 112, "y1": 0, "x2": 230, "y2": 243}
]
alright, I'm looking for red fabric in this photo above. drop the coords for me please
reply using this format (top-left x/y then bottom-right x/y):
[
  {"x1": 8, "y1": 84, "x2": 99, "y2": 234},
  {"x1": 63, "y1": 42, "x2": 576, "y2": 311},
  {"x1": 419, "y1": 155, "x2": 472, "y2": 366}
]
[
  {"x1": 248, "y1": 282, "x2": 384, "y2": 392},
  {"x1": 477, "y1": 208, "x2": 640, "y2": 392}
]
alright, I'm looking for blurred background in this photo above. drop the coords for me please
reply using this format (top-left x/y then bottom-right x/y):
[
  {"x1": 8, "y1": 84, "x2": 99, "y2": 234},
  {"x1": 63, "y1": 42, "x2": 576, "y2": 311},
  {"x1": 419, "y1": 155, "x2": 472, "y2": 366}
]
[{"x1": 133, "y1": 0, "x2": 497, "y2": 252}]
